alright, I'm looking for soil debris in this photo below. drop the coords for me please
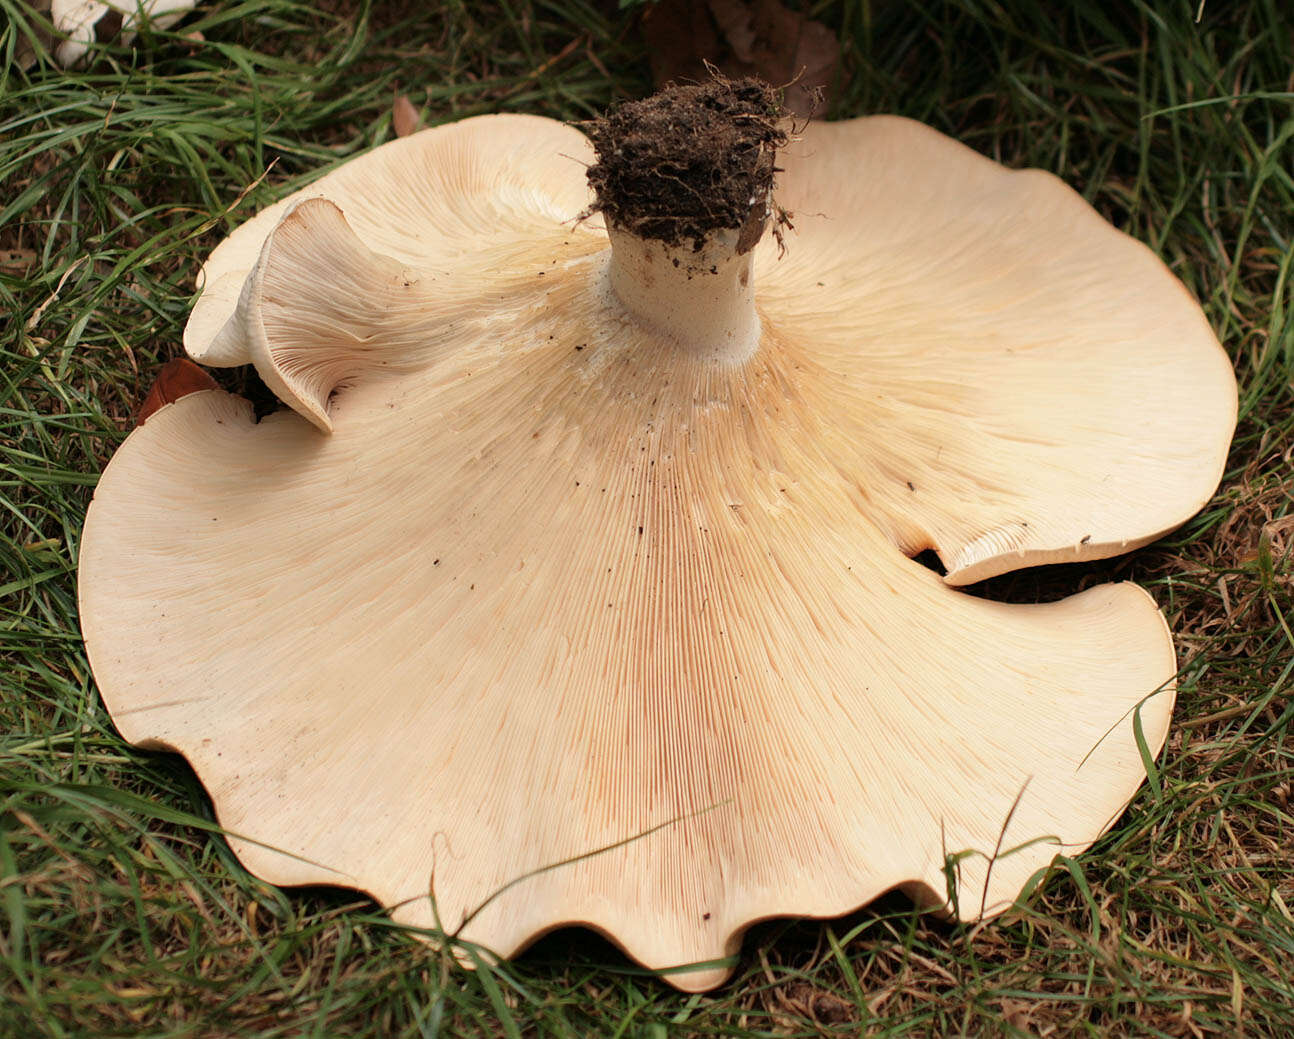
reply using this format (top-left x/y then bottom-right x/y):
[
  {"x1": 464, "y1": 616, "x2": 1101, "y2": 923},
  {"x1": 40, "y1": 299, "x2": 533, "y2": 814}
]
[{"x1": 585, "y1": 78, "x2": 787, "y2": 251}]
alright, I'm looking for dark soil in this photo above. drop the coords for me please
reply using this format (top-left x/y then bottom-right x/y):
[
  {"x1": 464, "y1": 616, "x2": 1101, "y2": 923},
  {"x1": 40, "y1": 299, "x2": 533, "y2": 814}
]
[{"x1": 584, "y1": 78, "x2": 787, "y2": 253}]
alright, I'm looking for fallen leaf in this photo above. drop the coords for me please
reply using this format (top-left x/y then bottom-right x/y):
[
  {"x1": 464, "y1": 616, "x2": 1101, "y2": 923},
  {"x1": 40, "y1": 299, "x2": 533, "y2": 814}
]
[
  {"x1": 0, "y1": 249, "x2": 38, "y2": 274},
  {"x1": 136, "y1": 358, "x2": 220, "y2": 425},
  {"x1": 642, "y1": 0, "x2": 838, "y2": 119},
  {"x1": 392, "y1": 94, "x2": 421, "y2": 138}
]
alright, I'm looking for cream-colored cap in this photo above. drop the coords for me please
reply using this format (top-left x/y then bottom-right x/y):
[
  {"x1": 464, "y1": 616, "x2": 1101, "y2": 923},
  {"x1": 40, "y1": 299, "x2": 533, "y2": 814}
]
[{"x1": 80, "y1": 112, "x2": 1235, "y2": 990}]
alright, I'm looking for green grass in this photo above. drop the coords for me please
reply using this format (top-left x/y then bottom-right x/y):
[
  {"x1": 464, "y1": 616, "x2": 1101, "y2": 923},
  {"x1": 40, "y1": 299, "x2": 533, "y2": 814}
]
[{"x1": 2, "y1": 0, "x2": 1291, "y2": 1034}]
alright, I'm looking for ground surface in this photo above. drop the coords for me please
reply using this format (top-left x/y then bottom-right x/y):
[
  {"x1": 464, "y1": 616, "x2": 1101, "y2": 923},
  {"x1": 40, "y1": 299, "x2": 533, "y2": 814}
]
[{"x1": 1, "y1": 1, "x2": 1291, "y2": 1035}]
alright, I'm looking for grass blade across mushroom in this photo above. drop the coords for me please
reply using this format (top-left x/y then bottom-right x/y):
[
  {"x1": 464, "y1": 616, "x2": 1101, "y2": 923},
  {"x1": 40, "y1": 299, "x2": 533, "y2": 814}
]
[{"x1": 77, "y1": 79, "x2": 1237, "y2": 991}]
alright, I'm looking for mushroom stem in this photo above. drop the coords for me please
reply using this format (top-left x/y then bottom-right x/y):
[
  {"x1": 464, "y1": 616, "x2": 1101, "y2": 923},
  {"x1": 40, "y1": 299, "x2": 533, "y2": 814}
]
[
  {"x1": 606, "y1": 225, "x2": 760, "y2": 361},
  {"x1": 586, "y1": 77, "x2": 785, "y2": 362}
]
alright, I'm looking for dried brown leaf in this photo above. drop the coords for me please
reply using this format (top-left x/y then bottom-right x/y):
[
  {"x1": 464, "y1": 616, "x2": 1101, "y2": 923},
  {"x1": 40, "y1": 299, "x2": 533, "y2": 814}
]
[
  {"x1": 135, "y1": 358, "x2": 220, "y2": 426},
  {"x1": 392, "y1": 94, "x2": 421, "y2": 138},
  {"x1": 1, "y1": 248, "x2": 38, "y2": 274}
]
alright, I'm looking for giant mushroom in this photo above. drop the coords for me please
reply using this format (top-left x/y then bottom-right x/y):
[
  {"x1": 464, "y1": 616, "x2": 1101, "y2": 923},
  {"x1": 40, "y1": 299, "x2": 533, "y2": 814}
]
[{"x1": 79, "y1": 81, "x2": 1237, "y2": 990}]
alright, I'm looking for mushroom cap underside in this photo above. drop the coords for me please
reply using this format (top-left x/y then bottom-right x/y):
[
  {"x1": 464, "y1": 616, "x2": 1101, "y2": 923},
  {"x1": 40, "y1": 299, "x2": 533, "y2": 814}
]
[
  {"x1": 79, "y1": 111, "x2": 1235, "y2": 990},
  {"x1": 82, "y1": 373, "x2": 1176, "y2": 991},
  {"x1": 185, "y1": 112, "x2": 1237, "y2": 585}
]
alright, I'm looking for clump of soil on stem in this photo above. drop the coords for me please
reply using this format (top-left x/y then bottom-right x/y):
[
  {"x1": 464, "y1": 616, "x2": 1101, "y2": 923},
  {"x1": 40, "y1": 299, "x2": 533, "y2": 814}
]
[{"x1": 585, "y1": 78, "x2": 787, "y2": 252}]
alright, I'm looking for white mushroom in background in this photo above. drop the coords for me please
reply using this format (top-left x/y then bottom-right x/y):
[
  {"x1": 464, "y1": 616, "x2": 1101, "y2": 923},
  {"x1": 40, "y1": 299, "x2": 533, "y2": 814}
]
[
  {"x1": 17, "y1": 0, "x2": 197, "y2": 67},
  {"x1": 79, "y1": 82, "x2": 1237, "y2": 991}
]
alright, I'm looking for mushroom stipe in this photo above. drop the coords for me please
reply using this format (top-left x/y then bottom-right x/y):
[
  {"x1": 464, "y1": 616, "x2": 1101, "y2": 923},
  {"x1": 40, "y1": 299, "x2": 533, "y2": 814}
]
[{"x1": 79, "y1": 85, "x2": 1237, "y2": 991}]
